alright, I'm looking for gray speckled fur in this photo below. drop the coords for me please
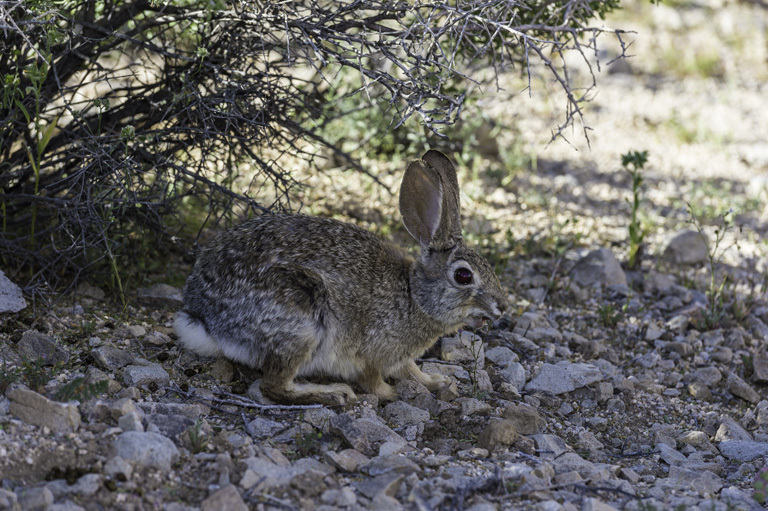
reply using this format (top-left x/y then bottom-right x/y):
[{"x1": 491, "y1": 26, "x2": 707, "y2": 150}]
[{"x1": 175, "y1": 151, "x2": 508, "y2": 405}]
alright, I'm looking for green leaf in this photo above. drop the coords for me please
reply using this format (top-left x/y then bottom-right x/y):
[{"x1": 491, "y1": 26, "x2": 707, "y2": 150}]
[
  {"x1": 38, "y1": 114, "x2": 60, "y2": 155},
  {"x1": 14, "y1": 98, "x2": 30, "y2": 123}
]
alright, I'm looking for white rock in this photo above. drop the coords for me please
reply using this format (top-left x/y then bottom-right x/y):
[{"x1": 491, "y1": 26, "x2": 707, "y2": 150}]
[
  {"x1": 112, "y1": 431, "x2": 180, "y2": 470},
  {"x1": 0, "y1": 270, "x2": 26, "y2": 313}
]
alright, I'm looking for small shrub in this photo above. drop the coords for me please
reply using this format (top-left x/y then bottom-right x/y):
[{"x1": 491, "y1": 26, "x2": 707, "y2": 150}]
[
  {"x1": 754, "y1": 465, "x2": 768, "y2": 504},
  {"x1": 55, "y1": 378, "x2": 108, "y2": 402},
  {"x1": 622, "y1": 150, "x2": 650, "y2": 270}
]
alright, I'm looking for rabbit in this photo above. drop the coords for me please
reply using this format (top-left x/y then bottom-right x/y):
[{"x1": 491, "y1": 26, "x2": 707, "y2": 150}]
[{"x1": 174, "y1": 150, "x2": 509, "y2": 405}]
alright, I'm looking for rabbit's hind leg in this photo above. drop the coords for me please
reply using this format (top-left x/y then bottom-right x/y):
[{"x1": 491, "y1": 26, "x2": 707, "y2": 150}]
[
  {"x1": 259, "y1": 338, "x2": 357, "y2": 406},
  {"x1": 398, "y1": 359, "x2": 452, "y2": 391},
  {"x1": 359, "y1": 364, "x2": 398, "y2": 402}
]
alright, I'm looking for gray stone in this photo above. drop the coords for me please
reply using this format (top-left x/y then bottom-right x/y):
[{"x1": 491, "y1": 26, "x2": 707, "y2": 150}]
[
  {"x1": 0, "y1": 270, "x2": 26, "y2": 313},
  {"x1": 118, "y1": 411, "x2": 144, "y2": 432},
  {"x1": 692, "y1": 366, "x2": 722, "y2": 387},
  {"x1": 570, "y1": 247, "x2": 627, "y2": 288},
  {"x1": 715, "y1": 417, "x2": 752, "y2": 442},
  {"x1": 531, "y1": 434, "x2": 568, "y2": 457},
  {"x1": 321, "y1": 487, "x2": 357, "y2": 507},
  {"x1": 112, "y1": 431, "x2": 180, "y2": 470},
  {"x1": 441, "y1": 331, "x2": 485, "y2": 368},
  {"x1": 501, "y1": 403, "x2": 546, "y2": 435},
  {"x1": 381, "y1": 401, "x2": 430, "y2": 427},
  {"x1": 329, "y1": 414, "x2": 406, "y2": 456},
  {"x1": 455, "y1": 397, "x2": 492, "y2": 416},
  {"x1": 485, "y1": 346, "x2": 518, "y2": 367},
  {"x1": 47, "y1": 474, "x2": 102, "y2": 498},
  {"x1": 662, "y1": 229, "x2": 709, "y2": 265},
  {"x1": 499, "y1": 362, "x2": 526, "y2": 389},
  {"x1": 726, "y1": 371, "x2": 761, "y2": 403},
  {"x1": 582, "y1": 498, "x2": 619, "y2": 511},
  {"x1": 17, "y1": 487, "x2": 53, "y2": 511},
  {"x1": 136, "y1": 284, "x2": 183, "y2": 308},
  {"x1": 355, "y1": 473, "x2": 404, "y2": 499},
  {"x1": 477, "y1": 419, "x2": 519, "y2": 451},
  {"x1": 369, "y1": 492, "x2": 405, "y2": 511},
  {"x1": 656, "y1": 443, "x2": 687, "y2": 465},
  {"x1": 8, "y1": 386, "x2": 81, "y2": 433},
  {"x1": 122, "y1": 364, "x2": 170, "y2": 387},
  {"x1": 91, "y1": 346, "x2": 134, "y2": 371},
  {"x1": 210, "y1": 358, "x2": 234, "y2": 383},
  {"x1": 525, "y1": 362, "x2": 603, "y2": 395},
  {"x1": 361, "y1": 455, "x2": 420, "y2": 476},
  {"x1": 201, "y1": 485, "x2": 247, "y2": 511},
  {"x1": 103, "y1": 456, "x2": 133, "y2": 479},
  {"x1": 324, "y1": 449, "x2": 369, "y2": 472},
  {"x1": 408, "y1": 394, "x2": 454, "y2": 416},
  {"x1": 753, "y1": 352, "x2": 768, "y2": 383},
  {"x1": 577, "y1": 431, "x2": 604, "y2": 452},
  {"x1": 718, "y1": 440, "x2": 768, "y2": 461},
  {"x1": 136, "y1": 401, "x2": 205, "y2": 419},
  {"x1": 0, "y1": 488, "x2": 18, "y2": 509},
  {"x1": 664, "y1": 466, "x2": 723, "y2": 494},
  {"x1": 247, "y1": 417, "x2": 286, "y2": 439},
  {"x1": 395, "y1": 379, "x2": 430, "y2": 400},
  {"x1": 687, "y1": 381, "x2": 712, "y2": 400},
  {"x1": 18, "y1": 330, "x2": 69, "y2": 366},
  {"x1": 146, "y1": 413, "x2": 194, "y2": 440},
  {"x1": 513, "y1": 311, "x2": 563, "y2": 343},
  {"x1": 553, "y1": 452, "x2": 596, "y2": 477}
]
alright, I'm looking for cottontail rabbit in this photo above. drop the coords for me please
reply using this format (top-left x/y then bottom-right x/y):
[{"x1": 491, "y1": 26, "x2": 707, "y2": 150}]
[{"x1": 175, "y1": 150, "x2": 508, "y2": 405}]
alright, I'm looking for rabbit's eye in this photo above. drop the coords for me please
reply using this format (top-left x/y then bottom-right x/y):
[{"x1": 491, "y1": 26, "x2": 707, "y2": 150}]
[{"x1": 454, "y1": 267, "x2": 473, "y2": 285}]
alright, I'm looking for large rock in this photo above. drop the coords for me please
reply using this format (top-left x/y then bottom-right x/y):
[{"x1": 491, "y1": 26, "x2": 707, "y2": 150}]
[
  {"x1": 718, "y1": 440, "x2": 768, "y2": 462},
  {"x1": 8, "y1": 386, "x2": 81, "y2": 433},
  {"x1": 525, "y1": 362, "x2": 603, "y2": 395},
  {"x1": 662, "y1": 230, "x2": 708, "y2": 266},
  {"x1": 112, "y1": 431, "x2": 180, "y2": 470},
  {"x1": 726, "y1": 372, "x2": 761, "y2": 403},
  {"x1": 502, "y1": 403, "x2": 546, "y2": 435},
  {"x1": 477, "y1": 419, "x2": 519, "y2": 451},
  {"x1": 0, "y1": 270, "x2": 26, "y2": 313},
  {"x1": 18, "y1": 330, "x2": 69, "y2": 366},
  {"x1": 570, "y1": 248, "x2": 627, "y2": 288},
  {"x1": 381, "y1": 401, "x2": 430, "y2": 427}
]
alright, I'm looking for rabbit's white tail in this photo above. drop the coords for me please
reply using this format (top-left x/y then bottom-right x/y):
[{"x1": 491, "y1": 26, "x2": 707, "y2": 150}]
[{"x1": 174, "y1": 312, "x2": 222, "y2": 357}]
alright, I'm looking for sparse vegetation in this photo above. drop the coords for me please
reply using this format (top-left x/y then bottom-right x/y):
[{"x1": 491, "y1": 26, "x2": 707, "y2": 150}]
[{"x1": 623, "y1": 150, "x2": 650, "y2": 270}]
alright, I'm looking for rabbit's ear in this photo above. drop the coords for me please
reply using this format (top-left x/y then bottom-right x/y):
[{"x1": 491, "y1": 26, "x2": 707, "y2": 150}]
[
  {"x1": 400, "y1": 160, "x2": 443, "y2": 246},
  {"x1": 422, "y1": 150, "x2": 462, "y2": 247}
]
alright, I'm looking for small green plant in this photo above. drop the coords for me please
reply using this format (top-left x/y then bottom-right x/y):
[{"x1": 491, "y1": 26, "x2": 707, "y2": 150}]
[
  {"x1": 597, "y1": 303, "x2": 622, "y2": 328},
  {"x1": 622, "y1": 150, "x2": 650, "y2": 270},
  {"x1": 754, "y1": 465, "x2": 768, "y2": 504},
  {"x1": 294, "y1": 427, "x2": 324, "y2": 458},
  {"x1": 0, "y1": 357, "x2": 63, "y2": 394},
  {"x1": 688, "y1": 205, "x2": 739, "y2": 329},
  {"x1": 186, "y1": 419, "x2": 209, "y2": 454},
  {"x1": 55, "y1": 378, "x2": 108, "y2": 402}
]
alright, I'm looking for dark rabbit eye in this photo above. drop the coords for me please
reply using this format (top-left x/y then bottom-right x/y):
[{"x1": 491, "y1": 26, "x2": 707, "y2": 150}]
[{"x1": 454, "y1": 268, "x2": 473, "y2": 285}]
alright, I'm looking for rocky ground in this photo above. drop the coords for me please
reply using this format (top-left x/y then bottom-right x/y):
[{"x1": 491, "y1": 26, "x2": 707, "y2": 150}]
[{"x1": 3, "y1": 0, "x2": 768, "y2": 510}]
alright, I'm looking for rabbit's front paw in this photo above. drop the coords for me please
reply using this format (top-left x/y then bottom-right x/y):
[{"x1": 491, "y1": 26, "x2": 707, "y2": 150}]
[{"x1": 421, "y1": 372, "x2": 452, "y2": 391}]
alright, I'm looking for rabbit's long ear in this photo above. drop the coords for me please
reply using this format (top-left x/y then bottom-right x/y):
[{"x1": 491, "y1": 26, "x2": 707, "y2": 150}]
[
  {"x1": 400, "y1": 150, "x2": 462, "y2": 249},
  {"x1": 400, "y1": 160, "x2": 443, "y2": 247},
  {"x1": 422, "y1": 150, "x2": 462, "y2": 247}
]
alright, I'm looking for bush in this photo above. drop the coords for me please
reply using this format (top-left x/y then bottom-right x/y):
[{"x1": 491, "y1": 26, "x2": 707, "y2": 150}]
[{"x1": 0, "y1": 0, "x2": 626, "y2": 298}]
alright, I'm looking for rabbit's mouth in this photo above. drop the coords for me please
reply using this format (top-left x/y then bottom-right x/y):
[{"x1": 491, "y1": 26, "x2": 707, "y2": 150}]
[{"x1": 469, "y1": 316, "x2": 492, "y2": 329}]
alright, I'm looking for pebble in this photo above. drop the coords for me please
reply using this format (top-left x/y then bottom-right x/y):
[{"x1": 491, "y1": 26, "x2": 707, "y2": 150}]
[
  {"x1": 136, "y1": 284, "x2": 184, "y2": 308},
  {"x1": 122, "y1": 363, "x2": 170, "y2": 387},
  {"x1": 329, "y1": 414, "x2": 406, "y2": 456},
  {"x1": 324, "y1": 449, "x2": 369, "y2": 472},
  {"x1": 718, "y1": 440, "x2": 768, "y2": 461},
  {"x1": 441, "y1": 331, "x2": 485, "y2": 368},
  {"x1": 17, "y1": 487, "x2": 53, "y2": 510},
  {"x1": 91, "y1": 346, "x2": 134, "y2": 371},
  {"x1": 455, "y1": 397, "x2": 492, "y2": 416}
]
